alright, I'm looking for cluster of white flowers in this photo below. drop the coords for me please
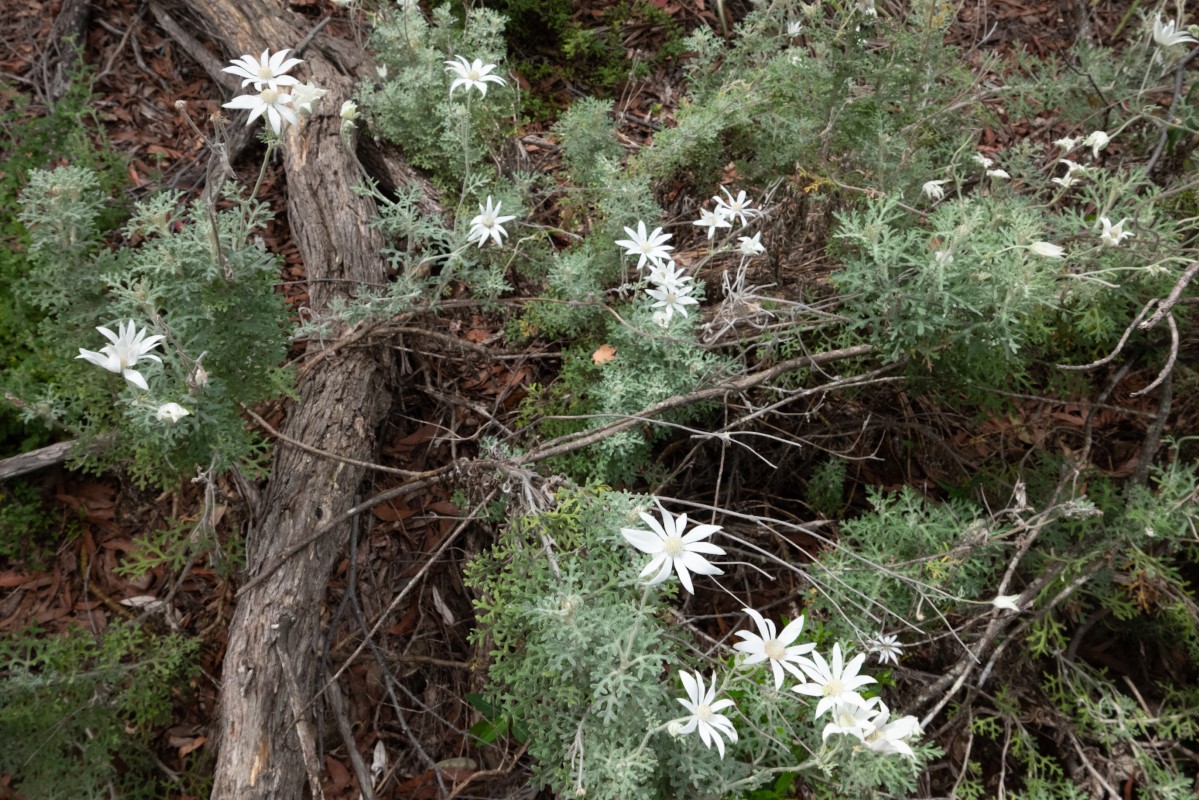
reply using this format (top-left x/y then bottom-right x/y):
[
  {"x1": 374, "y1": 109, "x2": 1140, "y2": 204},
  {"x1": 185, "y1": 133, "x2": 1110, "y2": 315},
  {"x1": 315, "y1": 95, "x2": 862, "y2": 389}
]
[
  {"x1": 615, "y1": 187, "x2": 764, "y2": 327},
  {"x1": 621, "y1": 504, "x2": 922, "y2": 760},
  {"x1": 76, "y1": 320, "x2": 192, "y2": 425},
  {"x1": 222, "y1": 49, "x2": 326, "y2": 135},
  {"x1": 614, "y1": 222, "x2": 699, "y2": 324}
]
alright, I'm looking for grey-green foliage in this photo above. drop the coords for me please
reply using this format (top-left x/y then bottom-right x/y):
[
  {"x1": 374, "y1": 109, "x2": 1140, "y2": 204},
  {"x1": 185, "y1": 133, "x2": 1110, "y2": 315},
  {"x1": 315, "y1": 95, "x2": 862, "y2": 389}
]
[
  {"x1": 360, "y1": 4, "x2": 513, "y2": 188},
  {"x1": 832, "y1": 192, "x2": 1060, "y2": 386},
  {"x1": 466, "y1": 485, "x2": 934, "y2": 799},
  {"x1": 811, "y1": 486, "x2": 1002, "y2": 636},
  {"x1": 0, "y1": 622, "x2": 199, "y2": 800},
  {"x1": 465, "y1": 486, "x2": 684, "y2": 798},
  {"x1": 554, "y1": 97, "x2": 624, "y2": 188},
  {"x1": 17, "y1": 167, "x2": 292, "y2": 487},
  {"x1": 635, "y1": 0, "x2": 979, "y2": 188}
]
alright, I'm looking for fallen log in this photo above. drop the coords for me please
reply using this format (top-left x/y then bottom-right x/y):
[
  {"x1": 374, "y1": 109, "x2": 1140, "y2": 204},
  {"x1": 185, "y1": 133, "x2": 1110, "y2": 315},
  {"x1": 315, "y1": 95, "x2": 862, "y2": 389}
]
[{"x1": 147, "y1": 2, "x2": 424, "y2": 796}]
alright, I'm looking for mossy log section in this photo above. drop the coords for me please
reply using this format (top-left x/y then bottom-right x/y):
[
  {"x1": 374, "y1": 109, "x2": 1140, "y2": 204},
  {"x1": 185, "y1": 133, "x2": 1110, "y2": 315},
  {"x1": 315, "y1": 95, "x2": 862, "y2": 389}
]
[{"x1": 150, "y1": 2, "x2": 414, "y2": 797}]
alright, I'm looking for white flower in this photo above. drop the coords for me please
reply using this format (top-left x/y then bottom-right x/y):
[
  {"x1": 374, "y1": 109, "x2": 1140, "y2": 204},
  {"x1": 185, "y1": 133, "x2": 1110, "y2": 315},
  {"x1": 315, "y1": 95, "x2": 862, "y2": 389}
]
[
  {"x1": 376, "y1": 65, "x2": 388, "y2": 79},
  {"x1": 340, "y1": 100, "x2": 359, "y2": 133},
  {"x1": 786, "y1": 20, "x2": 804, "y2": 35},
  {"x1": 1051, "y1": 158, "x2": 1087, "y2": 188},
  {"x1": 861, "y1": 701, "x2": 921, "y2": 757},
  {"x1": 646, "y1": 283, "x2": 700, "y2": 322},
  {"x1": 222, "y1": 49, "x2": 303, "y2": 90},
  {"x1": 290, "y1": 81, "x2": 327, "y2": 116},
  {"x1": 1053, "y1": 136, "x2": 1079, "y2": 152},
  {"x1": 865, "y1": 633, "x2": 903, "y2": 666},
  {"x1": 155, "y1": 402, "x2": 191, "y2": 425},
  {"x1": 223, "y1": 86, "x2": 299, "y2": 134},
  {"x1": 793, "y1": 643, "x2": 877, "y2": 719},
  {"x1": 615, "y1": 221, "x2": 674, "y2": 269},
  {"x1": 971, "y1": 153, "x2": 994, "y2": 168},
  {"x1": 467, "y1": 196, "x2": 516, "y2": 248},
  {"x1": 921, "y1": 179, "x2": 949, "y2": 201},
  {"x1": 620, "y1": 502, "x2": 725, "y2": 594},
  {"x1": 1099, "y1": 216, "x2": 1133, "y2": 247},
  {"x1": 821, "y1": 698, "x2": 880, "y2": 742},
  {"x1": 444, "y1": 55, "x2": 506, "y2": 97},
  {"x1": 646, "y1": 260, "x2": 692, "y2": 291},
  {"x1": 738, "y1": 232, "x2": 765, "y2": 257},
  {"x1": 986, "y1": 168, "x2": 1011, "y2": 180},
  {"x1": 933, "y1": 249, "x2": 954, "y2": 266},
  {"x1": 675, "y1": 671, "x2": 738, "y2": 759},
  {"x1": 1083, "y1": 130, "x2": 1111, "y2": 159},
  {"x1": 1028, "y1": 241, "x2": 1065, "y2": 259},
  {"x1": 990, "y1": 593, "x2": 1021, "y2": 612},
  {"x1": 733, "y1": 607, "x2": 816, "y2": 689},
  {"x1": 76, "y1": 320, "x2": 164, "y2": 391},
  {"x1": 713, "y1": 186, "x2": 755, "y2": 226},
  {"x1": 652, "y1": 310, "x2": 672, "y2": 329},
  {"x1": 692, "y1": 208, "x2": 732, "y2": 240},
  {"x1": 1153, "y1": 16, "x2": 1197, "y2": 48}
]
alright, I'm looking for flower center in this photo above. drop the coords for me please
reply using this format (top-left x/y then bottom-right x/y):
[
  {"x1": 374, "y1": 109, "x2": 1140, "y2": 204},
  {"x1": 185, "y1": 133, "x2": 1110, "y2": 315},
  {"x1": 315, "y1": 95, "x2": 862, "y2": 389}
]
[
  {"x1": 258, "y1": 65, "x2": 274, "y2": 79},
  {"x1": 694, "y1": 704, "x2": 713, "y2": 722},
  {"x1": 764, "y1": 639, "x2": 785, "y2": 661},
  {"x1": 640, "y1": 241, "x2": 653, "y2": 253},
  {"x1": 823, "y1": 678, "x2": 844, "y2": 697},
  {"x1": 467, "y1": 69, "x2": 480, "y2": 81},
  {"x1": 662, "y1": 535, "x2": 684, "y2": 558},
  {"x1": 482, "y1": 214, "x2": 495, "y2": 227},
  {"x1": 261, "y1": 88, "x2": 279, "y2": 104}
]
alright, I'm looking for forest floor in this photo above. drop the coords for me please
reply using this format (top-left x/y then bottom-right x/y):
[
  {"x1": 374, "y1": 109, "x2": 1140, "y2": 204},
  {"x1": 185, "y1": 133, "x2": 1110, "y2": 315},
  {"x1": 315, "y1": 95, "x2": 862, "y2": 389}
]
[{"x1": 1, "y1": 0, "x2": 1195, "y2": 798}]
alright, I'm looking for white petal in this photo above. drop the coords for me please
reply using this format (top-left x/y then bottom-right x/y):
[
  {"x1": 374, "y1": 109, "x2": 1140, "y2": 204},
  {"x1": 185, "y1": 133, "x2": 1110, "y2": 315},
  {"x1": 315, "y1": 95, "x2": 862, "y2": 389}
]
[{"x1": 122, "y1": 369, "x2": 149, "y2": 391}]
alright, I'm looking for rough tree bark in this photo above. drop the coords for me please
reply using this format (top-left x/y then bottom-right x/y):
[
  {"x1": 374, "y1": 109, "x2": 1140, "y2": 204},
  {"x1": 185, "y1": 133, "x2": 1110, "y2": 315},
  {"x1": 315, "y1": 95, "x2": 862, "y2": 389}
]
[{"x1": 148, "y1": 2, "x2": 414, "y2": 797}]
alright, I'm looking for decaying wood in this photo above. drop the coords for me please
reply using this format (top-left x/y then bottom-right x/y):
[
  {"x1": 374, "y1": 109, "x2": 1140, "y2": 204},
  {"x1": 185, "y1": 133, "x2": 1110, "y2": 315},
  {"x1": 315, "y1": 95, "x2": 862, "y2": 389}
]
[
  {"x1": 149, "y1": 2, "x2": 409, "y2": 797},
  {"x1": 0, "y1": 440, "x2": 76, "y2": 482}
]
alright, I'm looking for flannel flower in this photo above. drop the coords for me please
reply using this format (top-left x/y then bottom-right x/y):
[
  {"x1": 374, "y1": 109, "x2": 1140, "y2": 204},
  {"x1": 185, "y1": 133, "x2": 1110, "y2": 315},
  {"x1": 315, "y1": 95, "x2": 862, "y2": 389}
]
[
  {"x1": 1153, "y1": 16, "x2": 1197, "y2": 48},
  {"x1": 444, "y1": 56, "x2": 506, "y2": 97},
  {"x1": 223, "y1": 86, "x2": 298, "y2": 135},
  {"x1": 1029, "y1": 241, "x2": 1065, "y2": 259},
  {"x1": 692, "y1": 208, "x2": 732, "y2": 240},
  {"x1": 733, "y1": 608, "x2": 816, "y2": 689},
  {"x1": 615, "y1": 221, "x2": 673, "y2": 269},
  {"x1": 738, "y1": 232, "x2": 765, "y2": 257},
  {"x1": 675, "y1": 671, "x2": 738, "y2": 759},
  {"x1": 821, "y1": 698, "x2": 880, "y2": 742},
  {"x1": 290, "y1": 81, "x2": 328, "y2": 116},
  {"x1": 620, "y1": 502, "x2": 724, "y2": 594},
  {"x1": 646, "y1": 282, "x2": 699, "y2": 322},
  {"x1": 467, "y1": 196, "x2": 515, "y2": 247},
  {"x1": 76, "y1": 320, "x2": 164, "y2": 391},
  {"x1": 1099, "y1": 216, "x2": 1133, "y2": 247},
  {"x1": 921, "y1": 179, "x2": 949, "y2": 201},
  {"x1": 793, "y1": 643, "x2": 876, "y2": 718},
  {"x1": 222, "y1": 48, "x2": 302, "y2": 90},
  {"x1": 866, "y1": 633, "x2": 903, "y2": 666},
  {"x1": 646, "y1": 259, "x2": 691, "y2": 290},
  {"x1": 1083, "y1": 130, "x2": 1111, "y2": 159},
  {"x1": 861, "y1": 701, "x2": 921, "y2": 757},
  {"x1": 156, "y1": 403, "x2": 191, "y2": 425},
  {"x1": 713, "y1": 187, "x2": 755, "y2": 226}
]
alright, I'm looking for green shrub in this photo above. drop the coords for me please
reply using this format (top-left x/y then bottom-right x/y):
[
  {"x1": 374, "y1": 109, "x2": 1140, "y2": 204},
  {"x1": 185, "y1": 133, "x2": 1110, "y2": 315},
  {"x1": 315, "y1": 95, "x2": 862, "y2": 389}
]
[{"x1": 0, "y1": 622, "x2": 200, "y2": 800}]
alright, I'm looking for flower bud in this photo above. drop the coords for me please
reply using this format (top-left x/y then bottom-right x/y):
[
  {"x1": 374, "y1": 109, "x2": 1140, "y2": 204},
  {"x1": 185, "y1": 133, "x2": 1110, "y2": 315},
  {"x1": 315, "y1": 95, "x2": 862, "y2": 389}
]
[{"x1": 156, "y1": 402, "x2": 191, "y2": 425}]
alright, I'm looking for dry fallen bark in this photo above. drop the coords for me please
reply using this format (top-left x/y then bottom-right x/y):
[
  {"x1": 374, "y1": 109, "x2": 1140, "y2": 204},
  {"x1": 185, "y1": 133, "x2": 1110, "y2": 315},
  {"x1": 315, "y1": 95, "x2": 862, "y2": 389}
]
[{"x1": 149, "y1": 2, "x2": 412, "y2": 797}]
